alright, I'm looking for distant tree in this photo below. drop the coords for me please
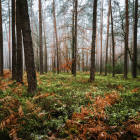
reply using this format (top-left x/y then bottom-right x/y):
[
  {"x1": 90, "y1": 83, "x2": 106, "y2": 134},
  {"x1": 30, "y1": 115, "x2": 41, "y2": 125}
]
[
  {"x1": 133, "y1": 0, "x2": 138, "y2": 78},
  {"x1": 16, "y1": 0, "x2": 23, "y2": 83},
  {"x1": 12, "y1": 0, "x2": 17, "y2": 80},
  {"x1": 124, "y1": 0, "x2": 129, "y2": 79},
  {"x1": 90, "y1": 0, "x2": 97, "y2": 81},
  {"x1": 17, "y1": 0, "x2": 37, "y2": 93},
  {"x1": 0, "y1": 0, "x2": 3, "y2": 76}
]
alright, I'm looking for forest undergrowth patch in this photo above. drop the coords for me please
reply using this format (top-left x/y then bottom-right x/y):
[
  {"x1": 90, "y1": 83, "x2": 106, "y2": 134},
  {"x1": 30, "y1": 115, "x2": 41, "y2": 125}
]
[{"x1": 0, "y1": 70, "x2": 140, "y2": 140}]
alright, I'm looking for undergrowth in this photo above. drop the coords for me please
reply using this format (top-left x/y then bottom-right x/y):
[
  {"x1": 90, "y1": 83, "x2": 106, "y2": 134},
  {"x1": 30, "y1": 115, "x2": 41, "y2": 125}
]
[{"x1": 0, "y1": 70, "x2": 140, "y2": 140}]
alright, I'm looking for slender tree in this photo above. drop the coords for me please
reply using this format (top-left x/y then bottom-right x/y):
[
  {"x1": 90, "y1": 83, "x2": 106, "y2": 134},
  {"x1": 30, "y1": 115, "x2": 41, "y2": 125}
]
[
  {"x1": 43, "y1": 10, "x2": 47, "y2": 73},
  {"x1": 133, "y1": 0, "x2": 138, "y2": 78},
  {"x1": 0, "y1": 0, "x2": 3, "y2": 76},
  {"x1": 53, "y1": 0, "x2": 59, "y2": 74},
  {"x1": 16, "y1": 0, "x2": 23, "y2": 83},
  {"x1": 71, "y1": 1, "x2": 75, "y2": 74},
  {"x1": 105, "y1": 0, "x2": 111, "y2": 76},
  {"x1": 12, "y1": 0, "x2": 17, "y2": 80},
  {"x1": 110, "y1": 0, "x2": 115, "y2": 77},
  {"x1": 124, "y1": 0, "x2": 129, "y2": 79},
  {"x1": 17, "y1": 0, "x2": 37, "y2": 93},
  {"x1": 90, "y1": 0, "x2": 97, "y2": 81},
  {"x1": 8, "y1": 0, "x2": 11, "y2": 72},
  {"x1": 39, "y1": 0, "x2": 43, "y2": 74},
  {"x1": 100, "y1": 0, "x2": 103, "y2": 75},
  {"x1": 74, "y1": 0, "x2": 77, "y2": 76}
]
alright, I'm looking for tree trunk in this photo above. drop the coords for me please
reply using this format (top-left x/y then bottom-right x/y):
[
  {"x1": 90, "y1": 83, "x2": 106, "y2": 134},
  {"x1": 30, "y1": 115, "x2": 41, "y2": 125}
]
[
  {"x1": 74, "y1": 0, "x2": 77, "y2": 76},
  {"x1": 53, "y1": 0, "x2": 59, "y2": 74},
  {"x1": 16, "y1": 0, "x2": 23, "y2": 83},
  {"x1": 71, "y1": 3, "x2": 75, "y2": 74},
  {"x1": 8, "y1": 0, "x2": 11, "y2": 72},
  {"x1": 39, "y1": 0, "x2": 43, "y2": 74},
  {"x1": 100, "y1": 0, "x2": 103, "y2": 75},
  {"x1": 0, "y1": 0, "x2": 3, "y2": 76},
  {"x1": 43, "y1": 11, "x2": 47, "y2": 73},
  {"x1": 133, "y1": 0, "x2": 138, "y2": 78},
  {"x1": 17, "y1": 0, "x2": 37, "y2": 93},
  {"x1": 12, "y1": 0, "x2": 17, "y2": 80},
  {"x1": 105, "y1": 0, "x2": 111, "y2": 76},
  {"x1": 90, "y1": 0, "x2": 97, "y2": 81},
  {"x1": 110, "y1": 0, "x2": 115, "y2": 77},
  {"x1": 124, "y1": 0, "x2": 129, "y2": 79}
]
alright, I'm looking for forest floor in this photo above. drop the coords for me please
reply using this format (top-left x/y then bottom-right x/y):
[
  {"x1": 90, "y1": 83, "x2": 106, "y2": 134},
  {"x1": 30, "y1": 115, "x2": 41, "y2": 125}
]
[{"x1": 0, "y1": 70, "x2": 140, "y2": 140}]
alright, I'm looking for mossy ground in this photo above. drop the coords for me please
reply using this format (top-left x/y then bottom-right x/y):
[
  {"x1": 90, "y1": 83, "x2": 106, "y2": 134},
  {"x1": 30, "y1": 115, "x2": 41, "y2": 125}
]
[{"x1": 0, "y1": 70, "x2": 140, "y2": 139}]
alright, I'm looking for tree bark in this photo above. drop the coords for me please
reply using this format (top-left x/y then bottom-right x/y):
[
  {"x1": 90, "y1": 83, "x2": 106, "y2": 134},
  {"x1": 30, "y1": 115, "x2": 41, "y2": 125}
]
[
  {"x1": 110, "y1": 0, "x2": 115, "y2": 77},
  {"x1": 0, "y1": 0, "x2": 3, "y2": 76},
  {"x1": 90, "y1": 0, "x2": 97, "y2": 81},
  {"x1": 39, "y1": 0, "x2": 43, "y2": 74},
  {"x1": 17, "y1": 0, "x2": 37, "y2": 93},
  {"x1": 16, "y1": 0, "x2": 23, "y2": 83},
  {"x1": 124, "y1": 0, "x2": 129, "y2": 79},
  {"x1": 12, "y1": 0, "x2": 17, "y2": 80},
  {"x1": 133, "y1": 0, "x2": 138, "y2": 78}
]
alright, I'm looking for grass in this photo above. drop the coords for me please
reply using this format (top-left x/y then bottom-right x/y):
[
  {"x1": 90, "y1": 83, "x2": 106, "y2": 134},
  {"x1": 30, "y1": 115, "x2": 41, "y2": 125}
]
[{"x1": 0, "y1": 70, "x2": 140, "y2": 140}]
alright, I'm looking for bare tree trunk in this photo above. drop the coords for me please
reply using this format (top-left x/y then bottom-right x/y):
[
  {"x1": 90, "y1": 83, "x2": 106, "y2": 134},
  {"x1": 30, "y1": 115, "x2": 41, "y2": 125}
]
[
  {"x1": 53, "y1": 0, "x2": 59, "y2": 74},
  {"x1": 110, "y1": 0, "x2": 115, "y2": 77},
  {"x1": 16, "y1": 0, "x2": 23, "y2": 83},
  {"x1": 71, "y1": 2, "x2": 75, "y2": 74},
  {"x1": 18, "y1": 0, "x2": 37, "y2": 93},
  {"x1": 12, "y1": 0, "x2": 17, "y2": 80},
  {"x1": 90, "y1": 0, "x2": 97, "y2": 81},
  {"x1": 74, "y1": 0, "x2": 77, "y2": 76},
  {"x1": 100, "y1": 0, "x2": 103, "y2": 75},
  {"x1": 43, "y1": 10, "x2": 47, "y2": 73},
  {"x1": 124, "y1": 0, "x2": 129, "y2": 79},
  {"x1": 8, "y1": 0, "x2": 11, "y2": 72},
  {"x1": 133, "y1": 0, "x2": 138, "y2": 78},
  {"x1": 39, "y1": 0, "x2": 43, "y2": 74},
  {"x1": 105, "y1": 0, "x2": 111, "y2": 76},
  {"x1": 0, "y1": 0, "x2": 3, "y2": 76}
]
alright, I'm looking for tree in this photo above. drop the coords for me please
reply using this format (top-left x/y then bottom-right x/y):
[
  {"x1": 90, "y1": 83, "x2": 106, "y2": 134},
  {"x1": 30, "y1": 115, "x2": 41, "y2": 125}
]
[
  {"x1": 0, "y1": 0, "x2": 3, "y2": 76},
  {"x1": 8, "y1": 0, "x2": 11, "y2": 72},
  {"x1": 53, "y1": 0, "x2": 59, "y2": 74},
  {"x1": 39, "y1": 0, "x2": 43, "y2": 74},
  {"x1": 100, "y1": 0, "x2": 103, "y2": 75},
  {"x1": 105, "y1": 0, "x2": 111, "y2": 76},
  {"x1": 12, "y1": 0, "x2": 17, "y2": 80},
  {"x1": 124, "y1": 0, "x2": 129, "y2": 79},
  {"x1": 17, "y1": 0, "x2": 37, "y2": 93},
  {"x1": 16, "y1": 0, "x2": 23, "y2": 83},
  {"x1": 110, "y1": 0, "x2": 115, "y2": 77},
  {"x1": 71, "y1": 0, "x2": 75, "y2": 74},
  {"x1": 90, "y1": 0, "x2": 97, "y2": 81},
  {"x1": 74, "y1": 0, "x2": 77, "y2": 76},
  {"x1": 43, "y1": 10, "x2": 47, "y2": 73},
  {"x1": 133, "y1": 0, "x2": 138, "y2": 78}
]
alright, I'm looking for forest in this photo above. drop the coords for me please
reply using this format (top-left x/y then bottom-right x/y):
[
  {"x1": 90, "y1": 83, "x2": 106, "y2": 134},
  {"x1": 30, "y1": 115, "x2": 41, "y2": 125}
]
[{"x1": 0, "y1": 0, "x2": 140, "y2": 139}]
